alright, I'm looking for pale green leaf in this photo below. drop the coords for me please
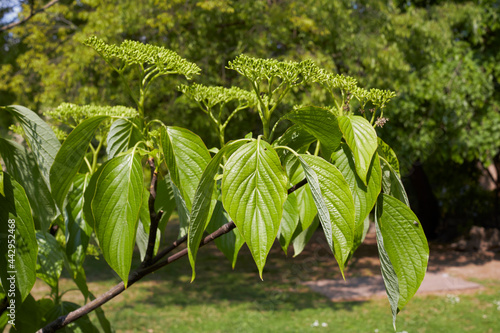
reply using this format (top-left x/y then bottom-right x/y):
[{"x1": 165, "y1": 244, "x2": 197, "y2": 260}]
[
  {"x1": 0, "y1": 172, "x2": 38, "y2": 304},
  {"x1": 221, "y1": 139, "x2": 288, "y2": 278},
  {"x1": 36, "y1": 232, "x2": 65, "y2": 290},
  {"x1": 338, "y1": 115, "x2": 378, "y2": 185},
  {"x1": 107, "y1": 117, "x2": 143, "y2": 159},
  {"x1": 172, "y1": 181, "x2": 190, "y2": 239},
  {"x1": 83, "y1": 153, "x2": 143, "y2": 286},
  {"x1": 377, "y1": 137, "x2": 400, "y2": 176},
  {"x1": 292, "y1": 215, "x2": 320, "y2": 257}
]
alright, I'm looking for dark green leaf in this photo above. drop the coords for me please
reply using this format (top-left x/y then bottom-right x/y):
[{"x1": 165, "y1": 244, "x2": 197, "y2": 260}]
[
  {"x1": 10, "y1": 294, "x2": 54, "y2": 333},
  {"x1": 83, "y1": 153, "x2": 143, "y2": 286},
  {"x1": 136, "y1": 188, "x2": 160, "y2": 261},
  {"x1": 0, "y1": 138, "x2": 57, "y2": 231},
  {"x1": 272, "y1": 124, "x2": 316, "y2": 162},
  {"x1": 292, "y1": 215, "x2": 320, "y2": 257},
  {"x1": 0, "y1": 172, "x2": 37, "y2": 304},
  {"x1": 285, "y1": 106, "x2": 342, "y2": 158},
  {"x1": 277, "y1": 192, "x2": 300, "y2": 255},
  {"x1": 338, "y1": 115, "x2": 378, "y2": 185},
  {"x1": 3, "y1": 105, "x2": 61, "y2": 185},
  {"x1": 42, "y1": 302, "x2": 99, "y2": 333},
  {"x1": 107, "y1": 117, "x2": 143, "y2": 159},
  {"x1": 377, "y1": 138, "x2": 400, "y2": 176},
  {"x1": 172, "y1": 181, "x2": 189, "y2": 239},
  {"x1": 50, "y1": 116, "x2": 109, "y2": 209},
  {"x1": 155, "y1": 176, "x2": 176, "y2": 232},
  {"x1": 379, "y1": 156, "x2": 409, "y2": 206}
]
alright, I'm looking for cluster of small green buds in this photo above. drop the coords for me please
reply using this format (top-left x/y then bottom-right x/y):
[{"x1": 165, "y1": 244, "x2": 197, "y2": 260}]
[
  {"x1": 227, "y1": 55, "x2": 322, "y2": 86},
  {"x1": 367, "y1": 88, "x2": 397, "y2": 108},
  {"x1": 84, "y1": 36, "x2": 201, "y2": 79},
  {"x1": 178, "y1": 83, "x2": 257, "y2": 109},
  {"x1": 45, "y1": 103, "x2": 138, "y2": 127}
]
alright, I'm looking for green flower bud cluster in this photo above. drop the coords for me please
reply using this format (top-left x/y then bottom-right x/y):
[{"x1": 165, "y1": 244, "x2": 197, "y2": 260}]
[
  {"x1": 84, "y1": 36, "x2": 201, "y2": 79},
  {"x1": 179, "y1": 83, "x2": 257, "y2": 109},
  {"x1": 45, "y1": 103, "x2": 138, "y2": 127}
]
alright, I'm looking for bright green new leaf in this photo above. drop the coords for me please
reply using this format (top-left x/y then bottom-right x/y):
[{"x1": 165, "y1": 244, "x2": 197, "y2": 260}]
[
  {"x1": 206, "y1": 200, "x2": 245, "y2": 268},
  {"x1": 299, "y1": 155, "x2": 355, "y2": 274},
  {"x1": 160, "y1": 126, "x2": 211, "y2": 211},
  {"x1": 376, "y1": 194, "x2": 429, "y2": 312},
  {"x1": 83, "y1": 153, "x2": 143, "y2": 286},
  {"x1": 277, "y1": 192, "x2": 300, "y2": 255},
  {"x1": 0, "y1": 172, "x2": 37, "y2": 304},
  {"x1": 338, "y1": 115, "x2": 378, "y2": 185},
  {"x1": 379, "y1": 156, "x2": 410, "y2": 206},
  {"x1": 107, "y1": 117, "x2": 143, "y2": 159},
  {"x1": 375, "y1": 216, "x2": 399, "y2": 329},
  {"x1": 377, "y1": 138, "x2": 400, "y2": 176},
  {"x1": 188, "y1": 140, "x2": 248, "y2": 280},
  {"x1": 285, "y1": 106, "x2": 343, "y2": 158},
  {"x1": 292, "y1": 215, "x2": 320, "y2": 257},
  {"x1": 221, "y1": 139, "x2": 288, "y2": 278},
  {"x1": 3, "y1": 105, "x2": 61, "y2": 185},
  {"x1": 50, "y1": 115, "x2": 109, "y2": 209},
  {"x1": 36, "y1": 232, "x2": 65, "y2": 290},
  {"x1": 0, "y1": 138, "x2": 57, "y2": 231},
  {"x1": 332, "y1": 144, "x2": 382, "y2": 254}
]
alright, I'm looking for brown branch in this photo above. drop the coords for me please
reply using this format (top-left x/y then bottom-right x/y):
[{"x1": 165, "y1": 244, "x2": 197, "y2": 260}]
[
  {"x1": 142, "y1": 157, "x2": 162, "y2": 266},
  {"x1": 38, "y1": 178, "x2": 307, "y2": 332},
  {"x1": 1, "y1": 0, "x2": 60, "y2": 32}
]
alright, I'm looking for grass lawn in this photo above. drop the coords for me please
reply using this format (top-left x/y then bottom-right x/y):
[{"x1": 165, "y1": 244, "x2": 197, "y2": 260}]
[{"x1": 30, "y1": 223, "x2": 500, "y2": 333}]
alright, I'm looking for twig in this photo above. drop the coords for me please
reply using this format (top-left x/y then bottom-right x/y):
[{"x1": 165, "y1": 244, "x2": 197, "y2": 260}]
[
  {"x1": 1, "y1": 0, "x2": 60, "y2": 32},
  {"x1": 38, "y1": 179, "x2": 307, "y2": 332}
]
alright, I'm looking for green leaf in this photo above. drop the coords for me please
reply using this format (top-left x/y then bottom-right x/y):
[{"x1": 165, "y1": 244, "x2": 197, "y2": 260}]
[
  {"x1": 136, "y1": 188, "x2": 160, "y2": 261},
  {"x1": 0, "y1": 138, "x2": 57, "y2": 231},
  {"x1": 292, "y1": 215, "x2": 320, "y2": 257},
  {"x1": 0, "y1": 172, "x2": 37, "y2": 304},
  {"x1": 36, "y1": 232, "x2": 65, "y2": 290},
  {"x1": 272, "y1": 124, "x2": 316, "y2": 161},
  {"x1": 155, "y1": 176, "x2": 176, "y2": 232},
  {"x1": 332, "y1": 144, "x2": 381, "y2": 254},
  {"x1": 277, "y1": 192, "x2": 300, "y2": 255},
  {"x1": 3, "y1": 105, "x2": 61, "y2": 186},
  {"x1": 338, "y1": 115, "x2": 378, "y2": 185},
  {"x1": 107, "y1": 117, "x2": 143, "y2": 159},
  {"x1": 376, "y1": 194, "x2": 429, "y2": 312},
  {"x1": 188, "y1": 140, "x2": 248, "y2": 280},
  {"x1": 377, "y1": 138, "x2": 400, "y2": 176},
  {"x1": 299, "y1": 155, "x2": 355, "y2": 274},
  {"x1": 285, "y1": 106, "x2": 343, "y2": 158},
  {"x1": 375, "y1": 216, "x2": 399, "y2": 329},
  {"x1": 83, "y1": 153, "x2": 143, "y2": 286},
  {"x1": 11, "y1": 294, "x2": 54, "y2": 333},
  {"x1": 50, "y1": 116, "x2": 109, "y2": 209},
  {"x1": 160, "y1": 126, "x2": 212, "y2": 210},
  {"x1": 206, "y1": 200, "x2": 245, "y2": 268},
  {"x1": 42, "y1": 301, "x2": 99, "y2": 333},
  {"x1": 221, "y1": 139, "x2": 288, "y2": 278},
  {"x1": 172, "y1": 181, "x2": 190, "y2": 239},
  {"x1": 379, "y1": 156, "x2": 409, "y2": 206}
]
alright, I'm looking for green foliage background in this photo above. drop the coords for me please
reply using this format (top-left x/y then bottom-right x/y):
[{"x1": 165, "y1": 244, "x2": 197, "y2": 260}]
[{"x1": 1, "y1": 0, "x2": 499, "y2": 231}]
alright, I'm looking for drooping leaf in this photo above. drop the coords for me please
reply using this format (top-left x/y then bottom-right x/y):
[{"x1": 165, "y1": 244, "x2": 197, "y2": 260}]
[
  {"x1": 188, "y1": 140, "x2": 248, "y2": 280},
  {"x1": 221, "y1": 139, "x2": 288, "y2": 278},
  {"x1": 377, "y1": 138, "x2": 400, "y2": 176},
  {"x1": 375, "y1": 216, "x2": 399, "y2": 329},
  {"x1": 285, "y1": 106, "x2": 343, "y2": 158},
  {"x1": 332, "y1": 144, "x2": 381, "y2": 254},
  {"x1": 206, "y1": 200, "x2": 245, "y2": 268},
  {"x1": 277, "y1": 192, "x2": 300, "y2": 255},
  {"x1": 160, "y1": 126, "x2": 211, "y2": 210},
  {"x1": 0, "y1": 172, "x2": 37, "y2": 304},
  {"x1": 50, "y1": 116, "x2": 109, "y2": 209},
  {"x1": 135, "y1": 188, "x2": 160, "y2": 261},
  {"x1": 42, "y1": 301, "x2": 99, "y2": 333},
  {"x1": 0, "y1": 138, "x2": 57, "y2": 231},
  {"x1": 379, "y1": 156, "x2": 409, "y2": 206},
  {"x1": 107, "y1": 117, "x2": 143, "y2": 159},
  {"x1": 3, "y1": 105, "x2": 61, "y2": 185},
  {"x1": 299, "y1": 154, "x2": 355, "y2": 274},
  {"x1": 376, "y1": 194, "x2": 429, "y2": 312},
  {"x1": 35, "y1": 232, "x2": 65, "y2": 290},
  {"x1": 338, "y1": 115, "x2": 378, "y2": 185},
  {"x1": 292, "y1": 215, "x2": 320, "y2": 257},
  {"x1": 83, "y1": 153, "x2": 143, "y2": 286},
  {"x1": 172, "y1": 181, "x2": 190, "y2": 239}
]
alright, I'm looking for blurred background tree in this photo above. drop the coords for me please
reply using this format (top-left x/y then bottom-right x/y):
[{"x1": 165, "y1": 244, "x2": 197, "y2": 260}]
[{"x1": 1, "y1": 0, "x2": 499, "y2": 239}]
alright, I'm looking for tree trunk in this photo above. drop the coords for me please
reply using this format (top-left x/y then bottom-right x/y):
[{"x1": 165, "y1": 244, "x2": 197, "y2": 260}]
[{"x1": 409, "y1": 162, "x2": 441, "y2": 239}]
